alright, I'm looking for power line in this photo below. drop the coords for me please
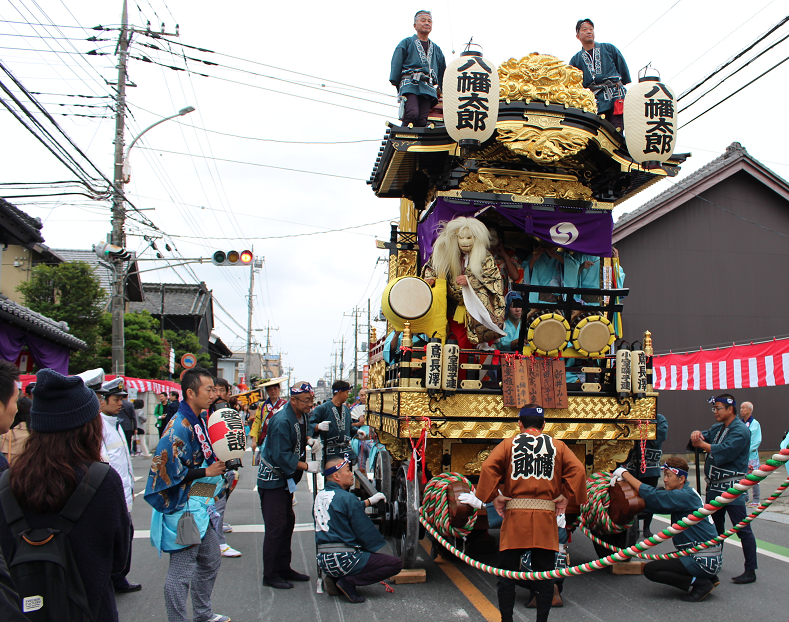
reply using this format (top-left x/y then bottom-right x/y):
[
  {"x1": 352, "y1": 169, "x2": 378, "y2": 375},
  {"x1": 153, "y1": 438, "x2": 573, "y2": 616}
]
[
  {"x1": 678, "y1": 53, "x2": 789, "y2": 128},
  {"x1": 622, "y1": 0, "x2": 683, "y2": 50},
  {"x1": 166, "y1": 218, "x2": 394, "y2": 241},
  {"x1": 135, "y1": 146, "x2": 368, "y2": 181},
  {"x1": 678, "y1": 13, "x2": 789, "y2": 102}
]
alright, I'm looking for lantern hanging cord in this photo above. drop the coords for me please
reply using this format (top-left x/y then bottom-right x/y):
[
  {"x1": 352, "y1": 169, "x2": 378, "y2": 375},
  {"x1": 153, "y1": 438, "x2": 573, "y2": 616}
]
[{"x1": 418, "y1": 448, "x2": 789, "y2": 580}]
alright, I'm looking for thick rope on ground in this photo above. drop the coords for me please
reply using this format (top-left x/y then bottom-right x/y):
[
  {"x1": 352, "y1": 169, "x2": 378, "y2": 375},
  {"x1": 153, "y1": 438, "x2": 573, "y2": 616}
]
[
  {"x1": 418, "y1": 448, "x2": 789, "y2": 581},
  {"x1": 580, "y1": 471, "x2": 633, "y2": 535},
  {"x1": 419, "y1": 472, "x2": 478, "y2": 540}
]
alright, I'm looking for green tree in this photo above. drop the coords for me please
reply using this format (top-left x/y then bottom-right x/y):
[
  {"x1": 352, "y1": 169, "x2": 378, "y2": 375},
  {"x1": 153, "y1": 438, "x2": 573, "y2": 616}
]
[
  {"x1": 98, "y1": 311, "x2": 166, "y2": 378},
  {"x1": 164, "y1": 328, "x2": 211, "y2": 378},
  {"x1": 18, "y1": 261, "x2": 108, "y2": 371}
]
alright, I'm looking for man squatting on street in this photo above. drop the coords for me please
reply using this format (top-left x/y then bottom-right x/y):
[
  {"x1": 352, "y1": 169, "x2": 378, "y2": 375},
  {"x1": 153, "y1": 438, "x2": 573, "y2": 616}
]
[
  {"x1": 613, "y1": 458, "x2": 723, "y2": 602},
  {"x1": 313, "y1": 456, "x2": 400, "y2": 603},
  {"x1": 458, "y1": 404, "x2": 587, "y2": 622}
]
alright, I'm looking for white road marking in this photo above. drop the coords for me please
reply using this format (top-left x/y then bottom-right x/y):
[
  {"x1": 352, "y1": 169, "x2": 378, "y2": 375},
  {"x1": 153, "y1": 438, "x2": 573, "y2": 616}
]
[
  {"x1": 134, "y1": 523, "x2": 315, "y2": 539},
  {"x1": 652, "y1": 515, "x2": 789, "y2": 564}
]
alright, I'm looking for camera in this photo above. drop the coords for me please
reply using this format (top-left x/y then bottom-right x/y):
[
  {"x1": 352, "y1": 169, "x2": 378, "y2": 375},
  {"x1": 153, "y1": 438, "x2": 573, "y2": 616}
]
[{"x1": 225, "y1": 459, "x2": 243, "y2": 471}]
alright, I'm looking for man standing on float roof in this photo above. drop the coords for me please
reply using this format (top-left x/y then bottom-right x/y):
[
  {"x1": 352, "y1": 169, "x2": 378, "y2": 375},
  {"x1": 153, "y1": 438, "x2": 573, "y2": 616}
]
[
  {"x1": 390, "y1": 10, "x2": 446, "y2": 128},
  {"x1": 457, "y1": 404, "x2": 587, "y2": 622},
  {"x1": 569, "y1": 19, "x2": 630, "y2": 129},
  {"x1": 690, "y1": 394, "x2": 757, "y2": 584}
]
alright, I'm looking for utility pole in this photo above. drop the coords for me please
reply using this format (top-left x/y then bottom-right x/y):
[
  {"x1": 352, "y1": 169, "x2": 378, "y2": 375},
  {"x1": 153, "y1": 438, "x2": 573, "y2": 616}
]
[
  {"x1": 246, "y1": 252, "x2": 264, "y2": 379},
  {"x1": 109, "y1": 0, "x2": 130, "y2": 375},
  {"x1": 344, "y1": 308, "x2": 362, "y2": 391}
]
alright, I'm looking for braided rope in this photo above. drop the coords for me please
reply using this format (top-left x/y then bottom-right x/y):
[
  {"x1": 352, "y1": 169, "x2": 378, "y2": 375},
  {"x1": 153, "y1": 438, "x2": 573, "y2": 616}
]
[
  {"x1": 580, "y1": 472, "x2": 633, "y2": 535},
  {"x1": 578, "y1": 477, "x2": 789, "y2": 560},
  {"x1": 418, "y1": 449, "x2": 789, "y2": 581},
  {"x1": 419, "y1": 473, "x2": 479, "y2": 539}
]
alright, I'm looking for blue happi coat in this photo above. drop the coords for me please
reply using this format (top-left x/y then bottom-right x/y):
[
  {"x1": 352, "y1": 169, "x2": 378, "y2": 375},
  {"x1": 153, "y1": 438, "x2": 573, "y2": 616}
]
[
  {"x1": 257, "y1": 402, "x2": 306, "y2": 490},
  {"x1": 701, "y1": 417, "x2": 750, "y2": 505},
  {"x1": 639, "y1": 481, "x2": 723, "y2": 578},
  {"x1": 314, "y1": 480, "x2": 386, "y2": 577},
  {"x1": 389, "y1": 35, "x2": 446, "y2": 101},
  {"x1": 144, "y1": 401, "x2": 222, "y2": 554},
  {"x1": 309, "y1": 400, "x2": 358, "y2": 464},
  {"x1": 569, "y1": 43, "x2": 631, "y2": 114}
]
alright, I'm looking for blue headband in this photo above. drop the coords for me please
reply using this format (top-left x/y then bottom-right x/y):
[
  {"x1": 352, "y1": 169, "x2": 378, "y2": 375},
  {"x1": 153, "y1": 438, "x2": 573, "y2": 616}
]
[
  {"x1": 518, "y1": 406, "x2": 544, "y2": 419},
  {"x1": 708, "y1": 395, "x2": 736, "y2": 408},
  {"x1": 323, "y1": 457, "x2": 350, "y2": 477},
  {"x1": 662, "y1": 464, "x2": 689, "y2": 478}
]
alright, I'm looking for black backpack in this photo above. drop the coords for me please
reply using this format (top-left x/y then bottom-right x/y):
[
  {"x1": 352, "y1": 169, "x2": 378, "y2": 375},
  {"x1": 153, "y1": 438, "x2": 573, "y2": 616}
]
[{"x1": 0, "y1": 462, "x2": 110, "y2": 622}]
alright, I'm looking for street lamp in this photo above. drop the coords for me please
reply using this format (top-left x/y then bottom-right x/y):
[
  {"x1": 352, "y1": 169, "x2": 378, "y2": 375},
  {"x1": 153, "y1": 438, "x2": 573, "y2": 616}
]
[
  {"x1": 122, "y1": 106, "x2": 195, "y2": 183},
  {"x1": 110, "y1": 105, "x2": 195, "y2": 376}
]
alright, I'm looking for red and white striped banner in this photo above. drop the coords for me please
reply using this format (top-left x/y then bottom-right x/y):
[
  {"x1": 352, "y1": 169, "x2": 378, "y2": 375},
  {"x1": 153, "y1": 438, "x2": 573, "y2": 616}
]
[
  {"x1": 653, "y1": 338, "x2": 789, "y2": 390},
  {"x1": 20, "y1": 374, "x2": 182, "y2": 397}
]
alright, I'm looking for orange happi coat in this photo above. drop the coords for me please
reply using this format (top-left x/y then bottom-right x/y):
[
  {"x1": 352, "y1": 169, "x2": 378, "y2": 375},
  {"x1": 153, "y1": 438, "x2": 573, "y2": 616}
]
[{"x1": 475, "y1": 431, "x2": 587, "y2": 551}]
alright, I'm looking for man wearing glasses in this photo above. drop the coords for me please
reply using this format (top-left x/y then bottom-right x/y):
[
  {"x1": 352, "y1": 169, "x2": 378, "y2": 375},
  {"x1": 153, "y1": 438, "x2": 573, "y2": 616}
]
[
  {"x1": 690, "y1": 394, "x2": 757, "y2": 584},
  {"x1": 257, "y1": 381, "x2": 320, "y2": 589}
]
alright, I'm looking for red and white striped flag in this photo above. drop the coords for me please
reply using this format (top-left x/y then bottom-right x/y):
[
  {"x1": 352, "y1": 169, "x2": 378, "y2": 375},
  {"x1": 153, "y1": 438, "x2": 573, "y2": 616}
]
[{"x1": 653, "y1": 338, "x2": 789, "y2": 391}]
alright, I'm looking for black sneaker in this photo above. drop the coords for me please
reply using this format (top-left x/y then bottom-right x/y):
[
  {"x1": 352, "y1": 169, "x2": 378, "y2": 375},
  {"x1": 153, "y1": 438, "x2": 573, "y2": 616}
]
[
  {"x1": 681, "y1": 579, "x2": 715, "y2": 602},
  {"x1": 731, "y1": 570, "x2": 756, "y2": 584}
]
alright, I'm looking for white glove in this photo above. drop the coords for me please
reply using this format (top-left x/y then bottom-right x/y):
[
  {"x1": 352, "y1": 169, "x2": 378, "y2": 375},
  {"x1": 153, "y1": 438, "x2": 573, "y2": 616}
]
[
  {"x1": 457, "y1": 492, "x2": 484, "y2": 509},
  {"x1": 306, "y1": 461, "x2": 321, "y2": 473},
  {"x1": 609, "y1": 467, "x2": 627, "y2": 487},
  {"x1": 368, "y1": 492, "x2": 386, "y2": 505},
  {"x1": 307, "y1": 438, "x2": 323, "y2": 454},
  {"x1": 316, "y1": 421, "x2": 331, "y2": 432}
]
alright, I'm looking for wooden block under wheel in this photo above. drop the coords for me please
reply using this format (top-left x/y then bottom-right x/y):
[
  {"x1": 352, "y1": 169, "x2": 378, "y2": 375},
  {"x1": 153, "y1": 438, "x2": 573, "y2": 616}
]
[
  {"x1": 610, "y1": 560, "x2": 647, "y2": 575},
  {"x1": 390, "y1": 568, "x2": 427, "y2": 584}
]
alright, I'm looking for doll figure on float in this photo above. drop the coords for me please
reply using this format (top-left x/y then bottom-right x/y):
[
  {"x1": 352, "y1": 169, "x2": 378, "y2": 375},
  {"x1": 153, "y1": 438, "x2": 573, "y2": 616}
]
[{"x1": 422, "y1": 216, "x2": 506, "y2": 350}]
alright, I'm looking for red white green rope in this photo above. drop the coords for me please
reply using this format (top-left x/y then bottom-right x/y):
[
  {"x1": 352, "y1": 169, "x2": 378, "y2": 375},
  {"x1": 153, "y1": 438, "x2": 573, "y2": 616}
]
[
  {"x1": 418, "y1": 448, "x2": 789, "y2": 581},
  {"x1": 579, "y1": 472, "x2": 634, "y2": 535},
  {"x1": 420, "y1": 472, "x2": 479, "y2": 539},
  {"x1": 579, "y1": 476, "x2": 789, "y2": 560}
]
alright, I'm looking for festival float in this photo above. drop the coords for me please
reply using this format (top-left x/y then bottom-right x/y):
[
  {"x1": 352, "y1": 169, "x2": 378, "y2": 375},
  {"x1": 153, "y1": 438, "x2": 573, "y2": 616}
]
[{"x1": 354, "y1": 51, "x2": 699, "y2": 568}]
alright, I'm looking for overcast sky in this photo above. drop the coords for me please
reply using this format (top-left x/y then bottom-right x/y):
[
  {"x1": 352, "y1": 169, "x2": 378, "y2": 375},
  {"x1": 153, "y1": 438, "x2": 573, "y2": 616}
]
[{"x1": 2, "y1": 0, "x2": 788, "y2": 383}]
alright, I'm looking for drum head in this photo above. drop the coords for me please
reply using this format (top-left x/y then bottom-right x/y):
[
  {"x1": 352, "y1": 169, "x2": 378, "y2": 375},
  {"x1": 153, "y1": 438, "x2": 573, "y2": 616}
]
[
  {"x1": 388, "y1": 277, "x2": 433, "y2": 320},
  {"x1": 572, "y1": 315, "x2": 614, "y2": 356},
  {"x1": 527, "y1": 313, "x2": 570, "y2": 356}
]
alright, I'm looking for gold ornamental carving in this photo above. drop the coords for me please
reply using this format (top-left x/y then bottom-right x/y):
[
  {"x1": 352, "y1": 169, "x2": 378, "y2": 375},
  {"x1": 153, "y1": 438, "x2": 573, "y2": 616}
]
[
  {"x1": 369, "y1": 363, "x2": 385, "y2": 391},
  {"x1": 425, "y1": 442, "x2": 443, "y2": 477},
  {"x1": 498, "y1": 54, "x2": 597, "y2": 114},
  {"x1": 593, "y1": 440, "x2": 634, "y2": 472},
  {"x1": 459, "y1": 172, "x2": 592, "y2": 201},
  {"x1": 463, "y1": 448, "x2": 493, "y2": 474},
  {"x1": 377, "y1": 429, "x2": 409, "y2": 462},
  {"x1": 396, "y1": 391, "x2": 657, "y2": 424},
  {"x1": 396, "y1": 250, "x2": 418, "y2": 278},
  {"x1": 496, "y1": 120, "x2": 590, "y2": 165}
]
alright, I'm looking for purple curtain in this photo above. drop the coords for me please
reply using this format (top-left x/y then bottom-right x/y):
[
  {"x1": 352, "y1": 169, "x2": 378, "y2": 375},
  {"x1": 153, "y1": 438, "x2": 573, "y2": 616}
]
[
  {"x1": 418, "y1": 197, "x2": 614, "y2": 264},
  {"x1": 0, "y1": 323, "x2": 72, "y2": 374}
]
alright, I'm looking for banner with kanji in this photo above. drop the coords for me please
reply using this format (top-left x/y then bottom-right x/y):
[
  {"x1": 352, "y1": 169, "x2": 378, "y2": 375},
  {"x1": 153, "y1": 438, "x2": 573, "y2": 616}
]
[{"x1": 652, "y1": 338, "x2": 789, "y2": 390}]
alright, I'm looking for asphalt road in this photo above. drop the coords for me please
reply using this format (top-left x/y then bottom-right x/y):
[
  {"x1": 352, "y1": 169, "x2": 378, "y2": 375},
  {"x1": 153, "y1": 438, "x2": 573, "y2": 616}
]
[{"x1": 118, "y1": 453, "x2": 789, "y2": 622}]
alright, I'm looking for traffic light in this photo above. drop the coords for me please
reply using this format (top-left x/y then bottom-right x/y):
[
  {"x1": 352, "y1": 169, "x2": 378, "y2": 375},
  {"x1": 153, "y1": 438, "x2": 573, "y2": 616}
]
[
  {"x1": 93, "y1": 242, "x2": 131, "y2": 261},
  {"x1": 212, "y1": 249, "x2": 253, "y2": 266}
]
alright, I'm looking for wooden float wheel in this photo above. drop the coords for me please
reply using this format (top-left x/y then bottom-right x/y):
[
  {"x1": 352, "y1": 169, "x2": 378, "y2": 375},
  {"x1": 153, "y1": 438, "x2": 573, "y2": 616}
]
[
  {"x1": 373, "y1": 450, "x2": 393, "y2": 537},
  {"x1": 393, "y1": 463, "x2": 421, "y2": 569}
]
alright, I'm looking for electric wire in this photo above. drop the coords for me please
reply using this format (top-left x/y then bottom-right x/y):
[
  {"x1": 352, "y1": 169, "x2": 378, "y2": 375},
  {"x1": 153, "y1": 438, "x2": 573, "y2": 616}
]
[{"x1": 621, "y1": 0, "x2": 683, "y2": 50}]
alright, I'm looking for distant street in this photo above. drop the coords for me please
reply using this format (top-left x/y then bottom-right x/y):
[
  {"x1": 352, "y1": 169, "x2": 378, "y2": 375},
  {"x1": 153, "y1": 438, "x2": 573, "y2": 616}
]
[{"x1": 118, "y1": 452, "x2": 789, "y2": 622}]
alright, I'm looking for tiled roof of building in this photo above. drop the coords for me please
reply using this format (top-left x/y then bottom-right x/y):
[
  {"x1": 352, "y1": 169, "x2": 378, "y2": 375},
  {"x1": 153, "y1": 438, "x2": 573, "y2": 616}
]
[
  {"x1": 130, "y1": 283, "x2": 212, "y2": 317},
  {"x1": 0, "y1": 296, "x2": 87, "y2": 350},
  {"x1": 614, "y1": 142, "x2": 787, "y2": 231},
  {"x1": 0, "y1": 198, "x2": 45, "y2": 245},
  {"x1": 53, "y1": 249, "x2": 144, "y2": 303}
]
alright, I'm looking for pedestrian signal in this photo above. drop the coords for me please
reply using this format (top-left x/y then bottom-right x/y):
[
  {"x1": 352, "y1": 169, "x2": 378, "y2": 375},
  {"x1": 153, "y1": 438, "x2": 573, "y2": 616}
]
[{"x1": 212, "y1": 249, "x2": 253, "y2": 266}]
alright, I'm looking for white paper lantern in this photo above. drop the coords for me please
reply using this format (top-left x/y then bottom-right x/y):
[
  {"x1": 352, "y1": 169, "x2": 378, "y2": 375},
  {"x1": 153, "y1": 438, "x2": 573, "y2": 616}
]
[
  {"x1": 630, "y1": 350, "x2": 648, "y2": 398},
  {"x1": 207, "y1": 407, "x2": 246, "y2": 462},
  {"x1": 624, "y1": 72, "x2": 677, "y2": 165},
  {"x1": 443, "y1": 51, "x2": 499, "y2": 146},
  {"x1": 615, "y1": 349, "x2": 632, "y2": 397}
]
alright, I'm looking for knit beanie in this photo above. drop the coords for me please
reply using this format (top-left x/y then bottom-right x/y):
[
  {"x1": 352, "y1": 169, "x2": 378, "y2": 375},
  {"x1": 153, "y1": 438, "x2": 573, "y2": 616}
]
[{"x1": 30, "y1": 368, "x2": 100, "y2": 433}]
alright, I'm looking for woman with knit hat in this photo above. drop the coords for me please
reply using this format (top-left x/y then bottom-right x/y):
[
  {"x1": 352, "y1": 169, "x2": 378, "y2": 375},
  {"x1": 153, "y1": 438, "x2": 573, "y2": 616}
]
[{"x1": 0, "y1": 368, "x2": 130, "y2": 622}]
